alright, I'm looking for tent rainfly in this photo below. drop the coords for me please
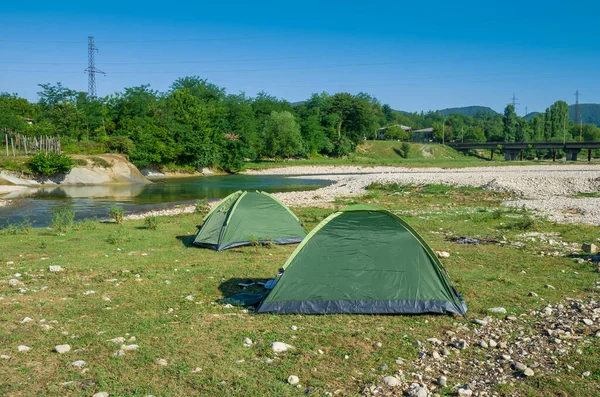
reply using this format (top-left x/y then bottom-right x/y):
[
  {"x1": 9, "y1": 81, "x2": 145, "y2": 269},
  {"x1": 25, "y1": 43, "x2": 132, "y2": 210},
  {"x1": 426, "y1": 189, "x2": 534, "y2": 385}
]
[
  {"x1": 257, "y1": 205, "x2": 467, "y2": 315},
  {"x1": 193, "y1": 191, "x2": 306, "y2": 251}
]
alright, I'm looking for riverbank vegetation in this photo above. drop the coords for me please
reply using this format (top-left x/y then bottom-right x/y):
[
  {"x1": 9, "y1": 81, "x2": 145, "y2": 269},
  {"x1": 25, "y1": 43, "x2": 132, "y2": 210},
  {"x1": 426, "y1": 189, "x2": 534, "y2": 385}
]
[
  {"x1": 1, "y1": 185, "x2": 598, "y2": 396},
  {"x1": 2, "y1": 78, "x2": 599, "y2": 173}
]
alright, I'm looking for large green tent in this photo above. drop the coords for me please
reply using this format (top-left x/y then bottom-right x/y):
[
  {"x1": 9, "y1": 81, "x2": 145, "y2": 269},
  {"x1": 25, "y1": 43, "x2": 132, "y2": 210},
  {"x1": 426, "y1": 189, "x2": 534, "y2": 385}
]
[
  {"x1": 257, "y1": 205, "x2": 467, "y2": 315},
  {"x1": 193, "y1": 191, "x2": 306, "y2": 251}
]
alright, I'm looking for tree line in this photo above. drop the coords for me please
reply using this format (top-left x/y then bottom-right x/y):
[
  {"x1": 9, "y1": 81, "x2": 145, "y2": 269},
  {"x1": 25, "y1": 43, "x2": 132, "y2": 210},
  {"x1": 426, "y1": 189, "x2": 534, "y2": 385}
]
[{"x1": 1, "y1": 77, "x2": 598, "y2": 171}]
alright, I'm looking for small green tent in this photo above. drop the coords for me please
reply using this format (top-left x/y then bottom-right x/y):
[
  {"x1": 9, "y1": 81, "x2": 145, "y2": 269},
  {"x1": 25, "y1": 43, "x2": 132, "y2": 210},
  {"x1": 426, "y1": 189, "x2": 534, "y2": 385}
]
[
  {"x1": 257, "y1": 205, "x2": 467, "y2": 315},
  {"x1": 193, "y1": 191, "x2": 306, "y2": 251}
]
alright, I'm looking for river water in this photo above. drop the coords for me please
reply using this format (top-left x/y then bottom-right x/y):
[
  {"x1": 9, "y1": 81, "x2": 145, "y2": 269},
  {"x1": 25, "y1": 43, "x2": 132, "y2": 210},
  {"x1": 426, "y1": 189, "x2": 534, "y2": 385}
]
[{"x1": 0, "y1": 175, "x2": 330, "y2": 228}]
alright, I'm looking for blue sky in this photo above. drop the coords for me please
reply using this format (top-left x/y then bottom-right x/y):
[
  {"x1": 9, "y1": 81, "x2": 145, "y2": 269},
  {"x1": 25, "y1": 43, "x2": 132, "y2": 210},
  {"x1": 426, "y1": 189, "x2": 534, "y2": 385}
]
[{"x1": 1, "y1": 0, "x2": 598, "y2": 113}]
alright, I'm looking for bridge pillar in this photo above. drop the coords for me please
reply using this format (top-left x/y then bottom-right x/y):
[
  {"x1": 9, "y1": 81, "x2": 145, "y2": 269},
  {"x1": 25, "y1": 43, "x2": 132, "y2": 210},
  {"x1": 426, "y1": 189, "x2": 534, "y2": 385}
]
[
  {"x1": 589, "y1": 149, "x2": 592, "y2": 162},
  {"x1": 490, "y1": 149, "x2": 494, "y2": 160},
  {"x1": 565, "y1": 148, "x2": 581, "y2": 161},
  {"x1": 552, "y1": 149, "x2": 556, "y2": 162},
  {"x1": 504, "y1": 149, "x2": 520, "y2": 161}
]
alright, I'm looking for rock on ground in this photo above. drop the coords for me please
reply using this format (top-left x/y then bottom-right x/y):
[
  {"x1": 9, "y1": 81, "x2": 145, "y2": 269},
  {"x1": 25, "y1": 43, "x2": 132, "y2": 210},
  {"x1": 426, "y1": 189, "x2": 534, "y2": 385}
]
[
  {"x1": 287, "y1": 375, "x2": 299, "y2": 385},
  {"x1": 54, "y1": 344, "x2": 71, "y2": 354},
  {"x1": 382, "y1": 376, "x2": 401, "y2": 387},
  {"x1": 271, "y1": 342, "x2": 294, "y2": 353}
]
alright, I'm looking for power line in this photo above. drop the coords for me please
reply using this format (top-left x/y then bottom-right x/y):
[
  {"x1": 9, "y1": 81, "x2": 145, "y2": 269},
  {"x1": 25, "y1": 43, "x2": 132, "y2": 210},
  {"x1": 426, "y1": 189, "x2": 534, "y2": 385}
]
[{"x1": 0, "y1": 35, "x2": 281, "y2": 44}]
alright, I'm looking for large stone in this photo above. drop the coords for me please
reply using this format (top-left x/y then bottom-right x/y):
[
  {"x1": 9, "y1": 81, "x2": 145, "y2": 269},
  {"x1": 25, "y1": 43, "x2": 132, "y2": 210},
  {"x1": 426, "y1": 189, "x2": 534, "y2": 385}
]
[
  {"x1": 287, "y1": 375, "x2": 300, "y2": 385},
  {"x1": 93, "y1": 393, "x2": 109, "y2": 397},
  {"x1": 458, "y1": 388, "x2": 473, "y2": 397},
  {"x1": 523, "y1": 368, "x2": 535, "y2": 377},
  {"x1": 582, "y1": 243, "x2": 598, "y2": 254},
  {"x1": 406, "y1": 383, "x2": 428, "y2": 397},
  {"x1": 271, "y1": 342, "x2": 293, "y2": 353},
  {"x1": 437, "y1": 376, "x2": 447, "y2": 387},
  {"x1": 382, "y1": 376, "x2": 401, "y2": 387},
  {"x1": 488, "y1": 307, "x2": 507, "y2": 314},
  {"x1": 54, "y1": 344, "x2": 71, "y2": 354}
]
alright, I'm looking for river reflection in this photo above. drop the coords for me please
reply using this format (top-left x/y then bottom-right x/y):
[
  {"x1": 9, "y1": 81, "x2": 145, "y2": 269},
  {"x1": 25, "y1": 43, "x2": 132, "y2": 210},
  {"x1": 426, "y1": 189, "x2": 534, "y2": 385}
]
[{"x1": 0, "y1": 175, "x2": 330, "y2": 227}]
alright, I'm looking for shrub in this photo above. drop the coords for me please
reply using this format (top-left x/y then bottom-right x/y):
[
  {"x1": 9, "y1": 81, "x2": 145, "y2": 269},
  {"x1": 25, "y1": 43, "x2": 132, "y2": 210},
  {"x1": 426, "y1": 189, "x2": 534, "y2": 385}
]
[
  {"x1": 51, "y1": 207, "x2": 75, "y2": 234},
  {"x1": 0, "y1": 219, "x2": 32, "y2": 235},
  {"x1": 195, "y1": 199, "x2": 210, "y2": 215},
  {"x1": 75, "y1": 159, "x2": 88, "y2": 166},
  {"x1": 106, "y1": 227, "x2": 131, "y2": 244},
  {"x1": 29, "y1": 152, "x2": 75, "y2": 176},
  {"x1": 398, "y1": 142, "x2": 411, "y2": 159},
  {"x1": 91, "y1": 157, "x2": 112, "y2": 168},
  {"x1": 144, "y1": 215, "x2": 158, "y2": 230},
  {"x1": 109, "y1": 206, "x2": 126, "y2": 224}
]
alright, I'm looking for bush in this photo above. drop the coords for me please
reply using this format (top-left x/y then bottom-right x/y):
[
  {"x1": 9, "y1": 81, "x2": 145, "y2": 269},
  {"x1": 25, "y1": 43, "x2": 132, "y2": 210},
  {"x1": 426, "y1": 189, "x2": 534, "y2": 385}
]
[
  {"x1": 144, "y1": 215, "x2": 158, "y2": 230},
  {"x1": 399, "y1": 142, "x2": 411, "y2": 159},
  {"x1": 91, "y1": 157, "x2": 112, "y2": 168},
  {"x1": 195, "y1": 199, "x2": 210, "y2": 215},
  {"x1": 75, "y1": 158, "x2": 88, "y2": 166},
  {"x1": 106, "y1": 227, "x2": 131, "y2": 244},
  {"x1": 51, "y1": 207, "x2": 75, "y2": 234},
  {"x1": 109, "y1": 206, "x2": 126, "y2": 224},
  {"x1": 0, "y1": 219, "x2": 32, "y2": 235},
  {"x1": 29, "y1": 152, "x2": 75, "y2": 176}
]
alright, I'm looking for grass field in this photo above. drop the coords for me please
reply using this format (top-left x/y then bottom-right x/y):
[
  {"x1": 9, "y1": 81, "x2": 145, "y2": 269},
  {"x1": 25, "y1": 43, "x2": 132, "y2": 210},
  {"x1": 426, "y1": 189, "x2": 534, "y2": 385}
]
[
  {"x1": 244, "y1": 141, "x2": 598, "y2": 170},
  {"x1": 1, "y1": 185, "x2": 599, "y2": 396}
]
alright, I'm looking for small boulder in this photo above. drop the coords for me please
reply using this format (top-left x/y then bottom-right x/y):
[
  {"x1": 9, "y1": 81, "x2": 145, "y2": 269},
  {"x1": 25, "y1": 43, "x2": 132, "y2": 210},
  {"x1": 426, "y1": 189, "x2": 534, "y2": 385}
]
[
  {"x1": 243, "y1": 338, "x2": 253, "y2": 346},
  {"x1": 271, "y1": 342, "x2": 293, "y2": 353},
  {"x1": 582, "y1": 243, "x2": 598, "y2": 254},
  {"x1": 382, "y1": 376, "x2": 401, "y2": 387},
  {"x1": 487, "y1": 307, "x2": 507, "y2": 314},
  {"x1": 48, "y1": 265, "x2": 63, "y2": 273},
  {"x1": 54, "y1": 344, "x2": 71, "y2": 354},
  {"x1": 287, "y1": 375, "x2": 300, "y2": 385},
  {"x1": 93, "y1": 393, "x2": 109, "y2": 397},
  {"x1": 523, "y1": 368, "x2": 535, "y2": 377},
  {"x1": 20, "y1": 317, "x2": 33, "y2": 324},
  {"x1": 8, "y1": 279, "x2": 23, "y2": 287},
  {"x1": 17, "y1": 345, "x2": 31, "y2": 352},
  {"x1": 436, "y1": 251, "x2": 450, "y2": 259},
  {"x1": 123, "y1": 344, "x2": 139, "y2": 351},
  {"x1": 458, "y1": 388, "x2": 473, "y2": 397},
  {"x1": 406, "y1": 383, "x2": 428, "y2": 397},
  {"x1": 515, "y1": 362, "x2": 528, "y2": 371},
  {"x1": 156, "y1": 358, "x2": 168, "y2": 366},
  {"x1": 71, "y1": 360, "x2": 86, "y2": 368},
  {"x1": 582, "y1": 319, "x2": 593, "y2": 326},
  {"x1": 528, "y1": 291, "x2": 538, "y2": 297},
  {"x1": 437, "y1": 376, "x2": 447, "y2": 387}
]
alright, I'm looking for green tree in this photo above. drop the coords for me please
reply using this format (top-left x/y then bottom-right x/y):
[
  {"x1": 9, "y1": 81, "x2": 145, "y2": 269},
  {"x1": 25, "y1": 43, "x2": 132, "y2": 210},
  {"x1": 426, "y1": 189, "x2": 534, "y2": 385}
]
[
  {"x1": 263, "y1": 111, "x2": 305, "y2": 158},
  {"x1": 502, "y1": 104, "x2": 518, "y2": 142}
]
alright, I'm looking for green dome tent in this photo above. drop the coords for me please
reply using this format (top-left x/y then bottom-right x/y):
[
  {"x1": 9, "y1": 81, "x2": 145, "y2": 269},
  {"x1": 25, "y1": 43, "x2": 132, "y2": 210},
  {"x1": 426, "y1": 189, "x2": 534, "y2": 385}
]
[
  {"x1": 193, "y1": 191, "x2": 306, "y2": 251},
  {"x1": 257, "y1": 205, "x2": 467, "y2": 315}
]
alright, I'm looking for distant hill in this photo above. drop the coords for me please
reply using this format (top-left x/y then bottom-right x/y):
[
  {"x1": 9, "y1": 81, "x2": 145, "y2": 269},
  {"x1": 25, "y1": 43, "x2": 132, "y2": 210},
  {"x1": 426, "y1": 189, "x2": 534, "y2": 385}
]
[
  {"x1": 569, "y1": 104, "x2": 600, "y2": 126},
  {"x1": 437, "y1": 106, "x2": 498, "y2": 117},
  {"x1": 525, "y1": 112, "x2": 541, "y2": 121}
]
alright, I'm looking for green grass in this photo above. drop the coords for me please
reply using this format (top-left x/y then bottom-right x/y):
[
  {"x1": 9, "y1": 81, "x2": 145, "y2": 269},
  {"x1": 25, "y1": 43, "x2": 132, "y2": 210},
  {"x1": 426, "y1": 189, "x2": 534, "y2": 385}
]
[
  {"x1": 244, "y1": 141, "x2": 596, "y2": 170},
  {"x1": 1, "y1": 185, "x2": 599, "y2": 396},
  {"x1": 571, "y1": 192, "x2": 600, "y2": 198}
]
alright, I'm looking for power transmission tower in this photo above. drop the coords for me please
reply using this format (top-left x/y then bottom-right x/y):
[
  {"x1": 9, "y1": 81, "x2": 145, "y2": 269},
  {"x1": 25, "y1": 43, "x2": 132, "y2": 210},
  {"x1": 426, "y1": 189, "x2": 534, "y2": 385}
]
[
  {"x1": 574, "y1": 89, "x2": 581, "y2": 123},
  {"x1": 84, "y1": 36, "x2": 105, "y2": 98},
  {"x1": 509, "y1": 93, "x2": 520, "y2": 112}
]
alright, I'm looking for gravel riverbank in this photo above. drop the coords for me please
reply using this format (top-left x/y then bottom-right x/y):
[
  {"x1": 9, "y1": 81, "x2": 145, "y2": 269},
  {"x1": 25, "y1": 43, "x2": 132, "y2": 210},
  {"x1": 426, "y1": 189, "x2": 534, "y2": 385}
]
[{"x1": 248, "y1": 165, "x2": 600, "y2": 226}]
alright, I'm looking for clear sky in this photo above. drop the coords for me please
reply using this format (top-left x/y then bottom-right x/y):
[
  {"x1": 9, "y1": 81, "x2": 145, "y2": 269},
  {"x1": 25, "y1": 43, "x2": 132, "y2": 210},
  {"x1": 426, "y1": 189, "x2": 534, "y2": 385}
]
[{"x1": 1, "y1": 0, "x2": 598, "y2": 114}]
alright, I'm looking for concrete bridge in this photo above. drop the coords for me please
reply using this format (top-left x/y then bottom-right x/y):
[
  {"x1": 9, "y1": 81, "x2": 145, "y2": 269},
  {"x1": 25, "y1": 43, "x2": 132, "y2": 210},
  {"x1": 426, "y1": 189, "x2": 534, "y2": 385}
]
[{"x1": 447, "y1": 142, "x2": 600, "y2": 161}]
